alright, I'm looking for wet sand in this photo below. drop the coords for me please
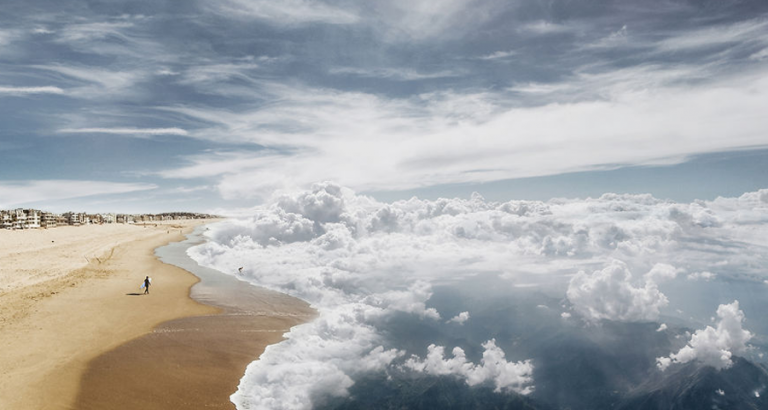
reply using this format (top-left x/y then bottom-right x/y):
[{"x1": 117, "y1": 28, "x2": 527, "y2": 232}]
[{"x1": 74, "y1": 227, "x2": 316, "y2": 410}]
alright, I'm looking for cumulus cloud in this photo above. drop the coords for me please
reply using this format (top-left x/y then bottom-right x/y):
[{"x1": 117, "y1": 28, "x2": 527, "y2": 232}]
[
  {"x1": 657, "y1": 301, "x2": 753, "y2": 371},
  {"x1": 447, "y1": 311, "x2": 470, "y2": 324},
  {"x1": 644, "y1": 263, "x2": 679, "y2": 283},
  {"x1": 404, "y1": 339, "x2": 534, "y2": 394},
  {"x1": 188, "y1": 184, "x2": 768, "y2": 408},
  {"x1": 566, "y1": 260, "x2": 669, "y2": 322}
]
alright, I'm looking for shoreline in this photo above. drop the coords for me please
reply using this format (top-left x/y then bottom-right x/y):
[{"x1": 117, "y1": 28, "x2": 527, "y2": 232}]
[
  {"x1": 74, "y1": 225, "x2": 316, "y2": 409},
  {"x1": 0, "y1": 221, "x2": 215, "y2": 409}
]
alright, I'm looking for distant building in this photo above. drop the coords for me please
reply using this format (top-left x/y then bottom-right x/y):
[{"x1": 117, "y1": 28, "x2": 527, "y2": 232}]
[
  {"x1": 0, "y1": 209, "x2": 218, "y2": 229},
  {"x1": 63, "y1": 212, "x2": 88, "y2": 226},
  {"x1": 1, "y1": 211, "x2": 11, "y2": 229},
  {"x1": 41, "y1": 212, "x2": 58, "y2": 228},
  {"x1": 116, "y1": 214, "x2": 135, "y2": 224}
]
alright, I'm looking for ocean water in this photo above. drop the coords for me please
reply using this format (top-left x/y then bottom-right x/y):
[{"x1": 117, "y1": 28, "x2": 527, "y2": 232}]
[{"x1": 187, "y1": 184, "x2": 768, "y2": 410}]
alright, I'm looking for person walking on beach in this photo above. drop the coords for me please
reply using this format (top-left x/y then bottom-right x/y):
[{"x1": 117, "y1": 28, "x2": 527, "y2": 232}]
[{"x1": 143, "y1": 276, "x2": 151, "y2": 295}]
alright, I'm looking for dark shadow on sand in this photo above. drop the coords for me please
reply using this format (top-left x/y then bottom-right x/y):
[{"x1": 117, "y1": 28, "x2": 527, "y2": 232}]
[{"x1": 125, "y1": 293, "x2": 143, "y2": 296}]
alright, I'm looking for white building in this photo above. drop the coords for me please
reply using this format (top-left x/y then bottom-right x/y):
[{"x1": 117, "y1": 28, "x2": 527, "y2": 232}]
[{"x1": 24, "y1": 209, "x2": 41, "y2": 229}]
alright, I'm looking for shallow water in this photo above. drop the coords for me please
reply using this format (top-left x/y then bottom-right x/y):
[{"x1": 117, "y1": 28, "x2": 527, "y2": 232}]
[{"x1": 156, "y1": 225, "x2": 312, "y2": 317}]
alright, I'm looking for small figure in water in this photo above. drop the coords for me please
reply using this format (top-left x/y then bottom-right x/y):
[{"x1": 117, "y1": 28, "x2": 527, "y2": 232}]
[
  {"x1": 144, "y1": 276, "x2": 151, "y2": 294},
  {"x1": 238, "y1": 267, "x2": 243, "y2": 273}
]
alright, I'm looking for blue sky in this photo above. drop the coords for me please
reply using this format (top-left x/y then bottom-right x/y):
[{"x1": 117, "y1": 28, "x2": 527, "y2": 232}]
[{"x1": 1, "y1": 0, "x2": 767, "y2": 213}]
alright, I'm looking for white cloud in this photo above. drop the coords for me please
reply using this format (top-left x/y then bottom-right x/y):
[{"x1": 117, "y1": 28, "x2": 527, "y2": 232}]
[
  {"x1": 189, "y1": 185, "x2": 768, "y2": 408},
  {"x1": 0, "y1": 86, "x2": 65, "y2": 96},
  {"x1": 404, "y1": 339, "x2": 534, "y2": 394},
  {"x1": 208, "y1": 0, "x2": 359, "y2": 25},
  {"x1": 518, "y1": 20, "x2": 575, "y2": 35},
  {"x1": 447, "y1": 311, "x2": 470, "y2": 324},
  {"x1": 0, "y1": 180, "x2": 158, "y2": 208},
  {"x1": 156, "y1": 65, "x2": 768, "y2": 200},
  {"x1": 329, "y1": 67, "x2": 462, "y2": 81},
  {"x1": 687, "y1": 271, "x2": 716, "y2": 282},
  {"x1": 478, "y1": 50, "x2": 517, "y2": 60},
  {"x1": 179, "y1": 61, "x2": 262, "y2": 87},
  {"x1": 31, "y1": 64, "x2": 146, "y2": 99},
  {"x1": 644, "y1": 263, "x2": 679, "y2": 283},
  {"x1": 56, "y1": 21, "x2": 134, "y2": 43},
  {"x1": 167, "y1": 185, "x2": 212, "y2": 194},
  {"x1": 58, "y1": 127, "x2": 188, "y2": 136},
  {"x1": 657, "y1": 301, "x2": 753, "y2": 371},
  {"x1": 32, "y1": 27, "x2": 54, "y2": 35},
  {"x1": 369, "y1": 0, "x2": 504, "y2": 42},
  {"x1": 584, "y1": 25, "x2": 629, "y2": 49},
  {"x1": 566, "y1": 260, "x2": 669, "y2": 323},
  {"x1": 656, "y1": 19, "x2": 768, "y2": 53},
  {"x1": 656, "y1": 323, "x2": 667, "y2": 332},
  {"x1": 0, "y1": 29, "x2": 21, "y2": 47}
]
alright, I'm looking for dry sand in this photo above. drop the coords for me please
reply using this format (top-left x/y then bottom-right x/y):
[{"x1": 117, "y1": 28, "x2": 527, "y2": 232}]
[{"x1": 0, "y1": 221, "x2": 314, "y2": 410}]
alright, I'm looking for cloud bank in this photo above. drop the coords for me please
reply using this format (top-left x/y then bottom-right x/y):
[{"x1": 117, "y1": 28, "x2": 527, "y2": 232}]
[{"x1": 188, "y1": 183, "x2": 768, "y2": 409}]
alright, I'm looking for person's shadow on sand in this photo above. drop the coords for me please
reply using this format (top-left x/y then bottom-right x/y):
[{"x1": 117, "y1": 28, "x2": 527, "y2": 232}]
[{"x1": 125, "y1": 292, "x2": 143, "y2": 296}]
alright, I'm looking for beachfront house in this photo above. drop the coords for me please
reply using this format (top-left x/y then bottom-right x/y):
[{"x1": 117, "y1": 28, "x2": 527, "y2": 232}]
[
  {"x1": 26, "y1": 210, "x2": 41, "y2": 229},
  {"x1": 9, "y1": 209, "x2": 41, "y2": 229},
  {"x1": 56, "y1": 214, "x2": 68, "y2": 226},
  {"x1": 1, "y1": 211, "x2": 11, "y2": 229},
  {"x1": 12, "y1": 209, "x2": 26, "y2": 229},
  {"x1": 40, "y1": 212, "x2": 58, "y2": 228},
  {"x1": 63, "y1": 212, "x2": 88, "y2": 226},
  {"x1": 116, "y1": 214, "x2": 136, "y2": 224}
]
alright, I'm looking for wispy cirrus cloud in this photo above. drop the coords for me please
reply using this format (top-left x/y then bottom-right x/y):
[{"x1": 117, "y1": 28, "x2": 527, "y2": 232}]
[
  {"x1": 477, "y1": 50, "x2": 517, "y2": 61},
  {"x1": 58, "y1": 127, "x2": 189, "y2": 136},
  {"x1": 656, "y1": 19, "x2": 768, "y2": 53},
  {"x1": 156, "y1": 62, "x2": 768, "y2": 199},
  {"x1": 0, "y1": 180, "x2": 157, "y2": 208},
  {"x1": 206, "y1": 0, "x2": 359, "y2": 25},
  {"x1": 29, "y1": 64, "x2": 146, "y2": 100},
  {"x1": 0, "y1": 86, "x2": 65, "y2": 96},
  {"x1": 55, "y1": 21, "x2": 135, "y2": 43},
  {"x1": 329, "y1": 67, "x2": 463, "y2": 81}
]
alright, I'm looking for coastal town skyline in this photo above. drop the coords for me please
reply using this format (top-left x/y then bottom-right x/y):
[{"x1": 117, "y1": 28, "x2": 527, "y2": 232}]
[{"x1": 0, "y1": 207, "x2": 218, "y2": 230}]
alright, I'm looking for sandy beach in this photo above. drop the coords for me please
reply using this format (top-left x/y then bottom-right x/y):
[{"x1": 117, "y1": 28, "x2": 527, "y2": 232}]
[{"x1": 0, "y1": 222, "x2": 314, "y2": 410}]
